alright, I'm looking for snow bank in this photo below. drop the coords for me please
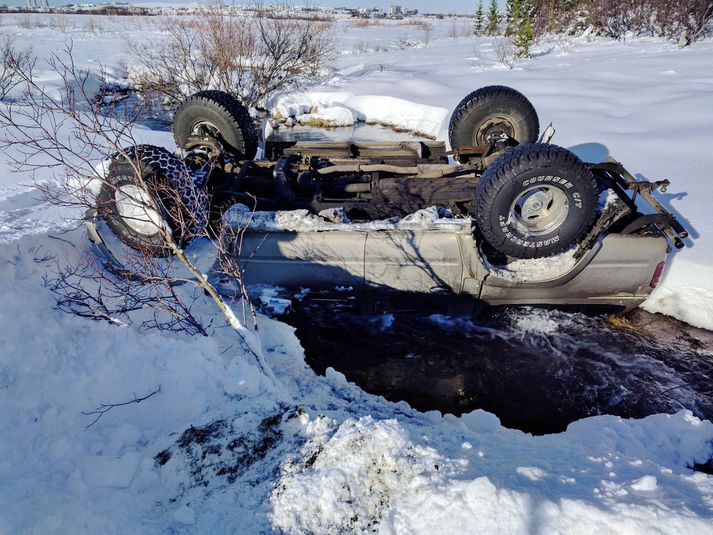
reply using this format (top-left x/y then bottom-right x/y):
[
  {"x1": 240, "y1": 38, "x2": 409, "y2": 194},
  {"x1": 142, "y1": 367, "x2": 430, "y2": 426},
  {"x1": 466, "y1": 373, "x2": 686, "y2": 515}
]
[
  {"x1": 271, "y1": 410, "x2": 713, "y2": 535},
  {"x1": 270, "y1": 91, "x2": 449, "y2": 137},
  {"x1": 642, "y1": 259, "x2": 713, "y2": 331}
]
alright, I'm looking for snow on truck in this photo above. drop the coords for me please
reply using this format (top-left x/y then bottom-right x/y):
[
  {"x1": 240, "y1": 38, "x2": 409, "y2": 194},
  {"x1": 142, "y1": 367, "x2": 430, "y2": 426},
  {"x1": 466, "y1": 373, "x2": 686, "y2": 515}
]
[{"x1": 85, "y1": 86, "x2": 689, "y2": 314}]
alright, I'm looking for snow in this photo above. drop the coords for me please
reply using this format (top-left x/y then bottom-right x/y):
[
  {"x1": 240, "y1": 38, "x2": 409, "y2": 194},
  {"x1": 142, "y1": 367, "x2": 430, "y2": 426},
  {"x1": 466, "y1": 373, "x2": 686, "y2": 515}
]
[
  {"x1": 0, "y1": 14, "x2": 712, "y2": 534},
  {"x1": 225, "y1": 204, "x2": 470, "y2": 233},
  {"x1": 631, "y1": 475, "x2": 658, "y2": 492},
  {"x1": 271, "y1": 90, "x2": 448, "y2": 136}
]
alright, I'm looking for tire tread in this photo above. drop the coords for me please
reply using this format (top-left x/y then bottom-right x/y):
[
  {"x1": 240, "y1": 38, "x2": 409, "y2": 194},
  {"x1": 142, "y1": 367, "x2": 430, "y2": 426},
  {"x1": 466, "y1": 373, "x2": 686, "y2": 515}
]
[
  {"x1": 475, "y1": 143, "x2": 599, "y2": 258},
  {"x1": 449, "y1": 85, "x2": 539, "y2": 149},
  {"x1": 173, "y1": 90, "x2": 259, "y2": 159}
]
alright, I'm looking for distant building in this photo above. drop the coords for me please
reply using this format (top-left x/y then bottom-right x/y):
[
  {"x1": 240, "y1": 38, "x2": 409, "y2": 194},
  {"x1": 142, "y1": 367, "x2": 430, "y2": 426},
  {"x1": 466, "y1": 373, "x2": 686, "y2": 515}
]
[
  {"x1": 389, "y1": 5, "x2": 403, "y2": 16},
  {"x1": 26, "y1": 0, "x2": 49, "y2": 7}
]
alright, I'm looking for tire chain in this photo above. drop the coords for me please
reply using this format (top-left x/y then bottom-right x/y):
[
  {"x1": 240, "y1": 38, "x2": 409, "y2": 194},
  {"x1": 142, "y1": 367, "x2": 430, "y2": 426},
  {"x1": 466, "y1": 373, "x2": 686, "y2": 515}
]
[{"x1": 112, "y1": 144, "x2": 210, "y2": 237}]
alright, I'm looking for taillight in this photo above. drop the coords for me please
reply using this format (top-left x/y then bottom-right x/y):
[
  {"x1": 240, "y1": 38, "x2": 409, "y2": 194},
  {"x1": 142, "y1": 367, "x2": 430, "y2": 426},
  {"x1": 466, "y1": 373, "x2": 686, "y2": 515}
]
[{"x1": 650, "y1": 262, "x2": 665, "y2": 288}]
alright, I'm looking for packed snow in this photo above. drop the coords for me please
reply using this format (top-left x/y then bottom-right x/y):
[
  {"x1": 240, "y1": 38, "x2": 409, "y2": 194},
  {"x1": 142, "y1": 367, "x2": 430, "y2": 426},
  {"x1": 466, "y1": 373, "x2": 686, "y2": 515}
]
[
  {"x1": 225, "y1": 204, "x2": 470, "y2": 233},
  {"x1": 0, "y1": 12, "x2": 712, "y2": 534}
]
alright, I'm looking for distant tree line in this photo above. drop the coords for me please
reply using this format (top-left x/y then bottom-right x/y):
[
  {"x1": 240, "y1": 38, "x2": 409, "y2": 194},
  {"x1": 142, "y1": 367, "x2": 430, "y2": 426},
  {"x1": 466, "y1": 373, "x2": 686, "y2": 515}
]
[{"x1": 474, "y1": 0, "x2": 713, "y2": 48}]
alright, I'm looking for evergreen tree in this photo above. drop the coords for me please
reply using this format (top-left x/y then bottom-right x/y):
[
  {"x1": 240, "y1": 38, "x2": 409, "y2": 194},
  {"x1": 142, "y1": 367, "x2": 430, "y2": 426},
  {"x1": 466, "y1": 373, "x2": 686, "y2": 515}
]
[
  {"x1": 485, "y1": 0, "x2": 501, "y2": 36},
  {"x1": 506, "y1": 0, "x2": 522, "y2": 35},
  {"x1": 513, "y1": 13, "x2": 534, "y2": 57},
  {"x1": 474, "y1": 0, "x2": 486, "y2": 36}
]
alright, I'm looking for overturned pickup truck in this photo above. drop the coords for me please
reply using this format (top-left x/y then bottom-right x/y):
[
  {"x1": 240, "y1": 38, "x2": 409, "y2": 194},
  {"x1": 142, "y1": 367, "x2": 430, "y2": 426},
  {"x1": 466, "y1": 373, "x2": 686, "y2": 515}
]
[{"x1": 86, "y1": 86, "x2": 688, "y2": 314}]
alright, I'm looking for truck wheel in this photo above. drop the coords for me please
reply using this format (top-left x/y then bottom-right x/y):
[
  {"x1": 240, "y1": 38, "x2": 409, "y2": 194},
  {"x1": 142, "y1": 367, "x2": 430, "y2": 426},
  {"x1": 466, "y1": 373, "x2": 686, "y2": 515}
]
[
  {"x1": 475, "y1": 144, "x2": 598, "y2": 259},
  {"x1": 173, "y1": 90, "x2": 259, "y2": 160},
  {"x1": 449, "y1": 86, "x2": 539, "y2": 160},
  {"x1": 96, "y1": 145, "x2": 209, "y2": 257}
]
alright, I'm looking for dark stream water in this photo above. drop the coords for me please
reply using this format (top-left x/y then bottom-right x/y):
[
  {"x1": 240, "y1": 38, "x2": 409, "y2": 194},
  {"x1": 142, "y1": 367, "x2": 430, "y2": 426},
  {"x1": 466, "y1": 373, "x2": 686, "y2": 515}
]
[{"x1": 279, "y1": 298, "x2": 713, "y2": 435}]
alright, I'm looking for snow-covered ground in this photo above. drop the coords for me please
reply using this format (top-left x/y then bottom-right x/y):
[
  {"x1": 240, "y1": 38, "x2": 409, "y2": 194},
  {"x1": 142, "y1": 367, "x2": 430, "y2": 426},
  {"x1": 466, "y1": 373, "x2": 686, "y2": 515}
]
[{"x1": 1, "y1": 14, "x2": 713, "y2": 534}]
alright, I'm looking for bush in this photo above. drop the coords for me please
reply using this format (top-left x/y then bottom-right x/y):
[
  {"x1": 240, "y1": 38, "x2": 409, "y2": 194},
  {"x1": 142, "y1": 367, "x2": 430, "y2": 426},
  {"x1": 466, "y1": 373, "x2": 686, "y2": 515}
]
[
  {"x1": 1, "y1": 36, "x2": 35, "y2": 101},
  {"x1": 127, "y1": 4, "x2": 334, "y2": 111},
  {"x1": 528, "y1": 0, "x2": 712, "y2": 45},
  {"x1": 585, "y1": 0, "x2": 713, "y2": 44}
]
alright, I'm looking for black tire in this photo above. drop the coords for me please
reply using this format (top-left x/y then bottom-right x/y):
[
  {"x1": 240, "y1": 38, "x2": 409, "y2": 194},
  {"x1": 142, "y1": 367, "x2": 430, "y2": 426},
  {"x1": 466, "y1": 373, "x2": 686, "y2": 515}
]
[
  {"x1": 449, "y1": 86, "x2": 539, "y2": 160},
  {"x1": 173, "y1": 90, "x2": 259, "y2": 160},
  {"x1": 475, "y1": 144, "x2": 599, "y2": 259},
  {"x1": 97, "y1": 145, "x2": 208, "y2": 257}
]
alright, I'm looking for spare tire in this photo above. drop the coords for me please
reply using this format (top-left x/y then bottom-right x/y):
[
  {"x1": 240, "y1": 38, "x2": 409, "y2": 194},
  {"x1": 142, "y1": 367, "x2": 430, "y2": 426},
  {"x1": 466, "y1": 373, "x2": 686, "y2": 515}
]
[
  {"x1": 173, "y1": 90, "x2": 259, "y2": 160},
  {"x1": 475, "y1": 144, "x2": 599, "y2": 259},
  {"x1": 96, "y1": 145, "x2": 209, "y2": 257},
  {"x1": 449, "y1": 86, "x2": 539, "y2": 160}
]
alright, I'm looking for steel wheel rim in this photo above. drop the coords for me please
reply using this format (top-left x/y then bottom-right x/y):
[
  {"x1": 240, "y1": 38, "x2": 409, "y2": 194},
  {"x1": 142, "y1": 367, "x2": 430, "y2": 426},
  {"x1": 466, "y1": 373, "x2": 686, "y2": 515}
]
[
  {"x1": 115, "y1": 184, "x2": 164, "y2": 236},
  {"x1": 476, "y1": 116, "x2": 515, "y2": 145},
  {"x1": 191, "y1": 120, "x2": 221, "y2": 138},
  {"x1": 509, "y1": 185, "x2": 570, "y2": 237}
]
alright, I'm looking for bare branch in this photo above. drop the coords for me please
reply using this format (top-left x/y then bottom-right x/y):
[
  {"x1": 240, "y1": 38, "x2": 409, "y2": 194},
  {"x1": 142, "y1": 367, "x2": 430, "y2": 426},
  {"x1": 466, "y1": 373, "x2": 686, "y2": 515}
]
[
  {"x1": 126, "y1": 2, "x2": 335, "y2": 110},
  {"x1": 82, "y1": 386, "x2": 161, "y2": 429},
  {"x1": 0, "y1": 44, "x2": 279, "y2": 387}
]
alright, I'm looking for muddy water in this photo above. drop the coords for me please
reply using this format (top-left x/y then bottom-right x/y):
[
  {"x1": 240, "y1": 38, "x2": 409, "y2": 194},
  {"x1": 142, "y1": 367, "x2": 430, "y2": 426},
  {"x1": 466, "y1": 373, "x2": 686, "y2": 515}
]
[{"x1": 283, "y1": 301, "x2": 713, "y2": 435}]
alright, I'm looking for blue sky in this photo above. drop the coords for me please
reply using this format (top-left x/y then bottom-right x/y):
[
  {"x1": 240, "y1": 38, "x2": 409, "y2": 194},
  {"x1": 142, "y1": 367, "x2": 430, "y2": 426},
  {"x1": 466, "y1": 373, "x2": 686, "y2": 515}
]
[{"x1": 1, "y1": 1, "x2": 504, "y2": 14}]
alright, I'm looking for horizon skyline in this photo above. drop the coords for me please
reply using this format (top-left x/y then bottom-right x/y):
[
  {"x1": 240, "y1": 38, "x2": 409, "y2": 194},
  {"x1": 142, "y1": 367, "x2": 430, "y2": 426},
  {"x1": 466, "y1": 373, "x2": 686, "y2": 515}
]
[{"x1": 0, "y1": 1, "x2": 507, "y2": 15}]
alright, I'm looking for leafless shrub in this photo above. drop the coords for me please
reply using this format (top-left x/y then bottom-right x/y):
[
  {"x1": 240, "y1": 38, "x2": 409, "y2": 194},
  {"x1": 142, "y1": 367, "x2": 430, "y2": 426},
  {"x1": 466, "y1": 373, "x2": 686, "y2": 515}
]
[
  {"x1": 127, "y1": 3, "x2": 334, "y2": 110},
  {"x1": 1, "y1": 36, "x2": 35, "y2": 101},
  {"x1": 350, "y1": 18, "x2": 373, "y2": 29},
  {"x1": 407, "y1": 19, "x2": 434, "y2": 32},
  {"x1": 397, "y1": 34, "x2": 420, "y2": 49},
  {"x1": 49, "y1": 13, "x2": 69, "y2": 33},
  {"x1": 82, "y1": 386, "x2": 161, "y2": 429},
  {"x1": 448, "y1": 19, "x2": 471, "y2": 39},
  {"x1": 578, "y1": 0, "x2": 712, "y2": 45},
  {"x1": 421, "y1": 21, "x2": 434, "y2": 47},
  {"x1": 0, "y1": 44, "x2": 276, "y2": 382},
  {"x1": 470, "y1": 45, "x2": 488, "y2": 68},
  {"x1": 44, "y1": 250, "x2": 210, "y2": 336},
  {"x1": 84, "y1": 16, "x2": 103, "y2": 34},
  {"x1": 353, "y1": 40, "x2": 370, "y2": 53},
  {"x1": 17, "y1": 14, "x2": 41, "y2": 29},
  {"x1": 493, "y1": 37, "x2": 517, "y2": 68}
]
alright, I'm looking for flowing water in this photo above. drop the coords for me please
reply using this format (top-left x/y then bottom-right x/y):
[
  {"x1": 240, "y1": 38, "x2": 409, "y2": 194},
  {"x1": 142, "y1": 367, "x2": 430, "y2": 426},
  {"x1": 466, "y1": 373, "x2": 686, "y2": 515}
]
[{"x1": 280, "y1": 299, "x2": 713, "y2": 435}]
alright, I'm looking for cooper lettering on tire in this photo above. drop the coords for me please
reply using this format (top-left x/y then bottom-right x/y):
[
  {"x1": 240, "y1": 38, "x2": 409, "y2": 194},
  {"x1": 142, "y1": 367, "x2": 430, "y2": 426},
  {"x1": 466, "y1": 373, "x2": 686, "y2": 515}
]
[{"x1": 474, "y1": 144, "x2": 598, "y2": 259}]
